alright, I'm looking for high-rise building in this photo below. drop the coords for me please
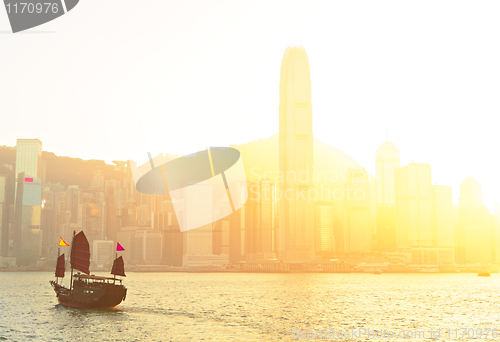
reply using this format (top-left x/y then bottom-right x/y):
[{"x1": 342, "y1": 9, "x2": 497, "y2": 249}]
[
  {"x1": 92, "y1": 240, "x2": 115, "y2": 268},
  {"x1": 15, "y1": 139, "x2": 42, "y2": 180},
  {"x1": 376, "y1": 141, "x2": 400, "y2": 206},
  {"x1": 457, "y1": 176, "x2": 493, "y2": 263},
  {"x1": 245, "y1": 180, "x2": 276, "y2": 260},
  {"x1": 0, "y1": 174, "x2": 7, "y2": 257},
  {"x1": 375, "y1": 141, "x2": 399, "y2": 252},
  {"x1": 278, "y1": 45, "x2": 315, "y2": 262},
  {"x1": 105, "y1": 185, "x2": 118, "y2": 241},
  {"x1": 0, "y1": 166, "x2": 15, "y2": 258},
  {"x1": 67, "y1": 186, "x2": 82, "y2": 224},
  {"x1": 431, "y1": 185, "x2": 454, "y2": 247},
  {"x1": 376, "y1": 205, "x2": 396, "y2": 251},
  {"x1": 345, "y1": 167, "x2": 374, "y2": 254},
  {"x1": 221, "y1": 179, "x2": 246, "y2": 263},
  {"x1": 395, "y1": 163, "x2": 433, "y2": 247},
  {"x1": 229, "y1": 205, "x2": 245, "y2": 264},
  {"x1": 13, "y1": 140, "x2": 42, "y2": 264},
  {"x1": 41, "y1": 206, "x2": 56, "y2": 257},
  {"x1": 314, "y1": 202, "x2": 335, "y2": 259},
  {"x1": 213, "y1": 216, "x2": 230, "y2": 258},
  {"x1": 493, "y1": 215, "x2": 500, "y2": 263},
  {"x1": 179, "y1": 181, "x2": 227, "y2": 266},
  {"x1": 152, "y1": 201, "x2": 183, "y2": 267},
  {"x1": 13, "y1": 174, "x2": 42, "y2": 264},
  {"x1": 81, "y1": 190, "x2": 105, "y2": 242},
  {"x1": 135, "y1": 230, "x2": 162, "y2": 264}
]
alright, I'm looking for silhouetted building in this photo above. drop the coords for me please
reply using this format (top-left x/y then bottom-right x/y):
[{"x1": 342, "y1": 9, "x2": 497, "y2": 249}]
[
  {"x1": 376, "y1": 141, "x2": 400, "y2": 206},
  {"x1": 14, "y1": 173, "x2": 42, "y2": 265},
  {"x1": 105, "y1": 185, "x2": 118, "y2": 241},
  {"x1": 314, "y1": 202, "x2": 335, "y2": 258},
  {"x1": 135, "y1": 230, "x2": 162, "y2": 264},
  {"x1": 278, "y1": 45, "x2": 315, "y2": 262},
  {"x1": 152, "y1": 208, "x2": 183, "y2": 267},
  {"x1": 0, "y1": 166, "x2": 15, "y2": 258},
  {"x1": 395, "y1": 163, "x2": 432, "y2": 247},
  {"x1": 457, "y1": 176, "x2": 494, "y2": 263},
  {"x1": 229, "y1": 206, "x2": 245, "y2": 263},
  {"x1": 345, "y1": 167, "x2": 374, "y2": 254},
  {"x1": 245, "y1": 181, "x2": 276, "y2": 260},
  {"x1": 432, "y1": 185, "x2": 454, "y2": 248},
  {"x1": 116, "y1": 226, "x2": 139, "y2": 262},
  {"x1": 213, "y1": 216, "x2": 230, "y2": 258},
  {"x1": 15, "y1": 139, "x2": 42, "y2": 198},
  {"x1": 92, "y1": 240, "x2": 114, "y2": 268},
  {"x1": 376, "y1": 205, "x2": 396, "y2": 251},
  {"x1": 41, "y1": 207, "x2": 56, "y2": 257},
  {"x1": 67, "y1": 186, "x2": 81, "y2": 224},
  {"x1": 81, "y1": 190, "x2": 105, "y2": 242}
]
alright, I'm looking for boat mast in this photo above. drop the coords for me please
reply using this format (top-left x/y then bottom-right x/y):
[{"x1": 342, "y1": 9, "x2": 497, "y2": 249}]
[
  {"x1": 113, "y1": 252, "x2": 117, "y2": 283},
  {"x1": 56, "y1": 246, "x2": 60, "y2": 284},
  {"x1": 70, "y1": 231, "x2": 75, "y2": 291}
]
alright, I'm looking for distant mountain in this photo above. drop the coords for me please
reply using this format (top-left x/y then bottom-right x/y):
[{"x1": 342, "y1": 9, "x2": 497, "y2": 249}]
[
  {"x1": 0, "y1": 135, "x2": 364, "y2": 192},
  {"x1": 0, "y1": 146, "x2": 124, "y2": 190},
  {"x1": 231, "y1": 134, "x2": 362, "y2": 190}
]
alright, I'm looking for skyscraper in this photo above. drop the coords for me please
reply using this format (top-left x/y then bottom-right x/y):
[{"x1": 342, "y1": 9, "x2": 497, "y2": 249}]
[
  {"x1": 314, "y1": 202, "x2": 335, "y2": 259},
  {"x1": 180, "y1": 181, "x2": 226, "y2": 266},
  {"x1": 13, "y1": 174, "x2": 42, "y2": 264},
  {"x1": 431, "y1": 185, "x2": 454, "y2": 248},
  {"x1": 395, "y1": 163, "x2": 433, "y2": 247},
  {"x1": 0, "y1": 173, "x2": 11, "y2": 257},
  {"x1": 245, "y1": 180, "x2": 276, "y2": 260},
  {"x1": 15, "y1": 139, "x2": 42, "y2": 187},
  {"x1": 14, "y1": 139, "x2": 42, "y2": 264},
  {"x1": 375, "y1": 141, "x2": 400, "y2": 206},
  {"x1": 278, "y1": 45, "x2": 315, "y2": 262},
  {"x1": 345, "y1": 167, "x2": 374, "y2": 254},
  {"x1": 375, "y1": 141, "x2": 400, "y2": 251},
  {"x1": 457, "y1": 176, "x2": 493, "y2": 263}
]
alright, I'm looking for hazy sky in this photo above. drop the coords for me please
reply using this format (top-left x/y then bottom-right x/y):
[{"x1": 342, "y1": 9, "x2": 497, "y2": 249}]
[{"x1": 1, "y1": 1, "x2": 499, "y2": 210}]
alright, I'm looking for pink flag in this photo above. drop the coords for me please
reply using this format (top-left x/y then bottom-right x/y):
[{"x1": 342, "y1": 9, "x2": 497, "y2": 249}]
[{"x1": 117, "y1": 242, "x2": 125, "y2": 251}]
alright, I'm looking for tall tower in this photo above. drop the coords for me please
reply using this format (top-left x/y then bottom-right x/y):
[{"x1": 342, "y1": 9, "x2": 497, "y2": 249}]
[
  {"x1": 14, "y1": 139, "x2": 42, "y2": 264},
  {"x1": 15, "y1": 139, "x2": 42, "y2": 179},
  {"x1": 375, "y1": 141, "x2": 400, "y2": 206},
  {"x1": 278, "y1": 45, "x2": 315, "y2": 261},
  {"x1": 345, "y1": 167, "x2": 373, "y2": 253},
  {"x1": 375, "y1": 141, "x2": 399, "y2": 251},
  {"x1": 457, "y1": 176, "x2": 493, "y2": 263},
  {"x1": 15, "y1": 139, "x2": 42, "y2": 199},
  {"x1": 394, "y1": 163, "x2": 433, "y2": 247}
]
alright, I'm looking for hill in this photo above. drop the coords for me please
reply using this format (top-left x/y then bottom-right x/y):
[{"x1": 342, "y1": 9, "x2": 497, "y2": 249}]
[{"x1": 231, "y1": 134, "x2": 363, "y2": 191}]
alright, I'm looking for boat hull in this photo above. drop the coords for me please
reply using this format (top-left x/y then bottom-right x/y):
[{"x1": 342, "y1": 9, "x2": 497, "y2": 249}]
[{"x1": 51, "y1": 280, "x2": 127, "y2": 309}]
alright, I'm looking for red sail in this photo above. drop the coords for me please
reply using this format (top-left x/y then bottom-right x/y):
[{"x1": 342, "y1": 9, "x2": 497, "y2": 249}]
[
  {"x1": 55, "y1": 254, "x2": 65, "y2": 278},
  {"x1": 111, "y1": 256, "x2": 126, "y2": 277},
  {"x1": 70, "y1": 231, "x2": 90, "y2": 275}
]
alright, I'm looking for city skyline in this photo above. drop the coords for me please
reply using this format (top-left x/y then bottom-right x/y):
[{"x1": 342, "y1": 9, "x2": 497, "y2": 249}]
[
  {"x1": 3, "y1": 2, "x2": 500, "y2": 341},
  {"x1": 3, "y1": 134, "x2": 499, "y2": 268},
  {"x1": 1, "y1": 1, "x2": 500, "y2": 212}
]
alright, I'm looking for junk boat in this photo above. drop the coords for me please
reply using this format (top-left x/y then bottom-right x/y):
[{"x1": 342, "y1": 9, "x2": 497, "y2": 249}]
[{"x1": 49, "y1": 231, "x2": 127, "y2": 308}]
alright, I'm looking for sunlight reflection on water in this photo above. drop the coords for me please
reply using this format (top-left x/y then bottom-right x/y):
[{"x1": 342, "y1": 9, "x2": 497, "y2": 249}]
[{"x1": 1, "y1": 272, "x2": 499, "y2": 341}]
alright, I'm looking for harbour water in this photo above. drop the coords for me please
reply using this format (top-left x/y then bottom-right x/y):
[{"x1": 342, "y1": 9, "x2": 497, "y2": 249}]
[{"x1": 1, "y1": 272, "x2": 499, "y2": 341}]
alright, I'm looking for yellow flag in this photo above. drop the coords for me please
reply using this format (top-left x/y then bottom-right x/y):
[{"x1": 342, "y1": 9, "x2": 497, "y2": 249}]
[{"x1": 59, "y1": 238, "x2": 69, "y2": 247}]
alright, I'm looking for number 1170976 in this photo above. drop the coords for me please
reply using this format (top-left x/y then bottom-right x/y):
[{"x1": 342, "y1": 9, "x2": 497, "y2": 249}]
[
  {"x1": 446, "y1": 328, "x2": 498, "y2": 339},
  {"x1": 5, "y1": 2, "x2": 59, "y2": 14}
]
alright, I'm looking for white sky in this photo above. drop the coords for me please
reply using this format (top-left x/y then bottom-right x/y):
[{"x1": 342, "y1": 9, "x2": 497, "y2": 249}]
[{"x1": 0, "y1": 0, "x2": 499, "y2": 211}]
